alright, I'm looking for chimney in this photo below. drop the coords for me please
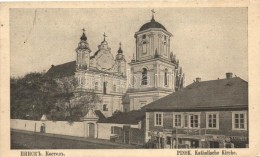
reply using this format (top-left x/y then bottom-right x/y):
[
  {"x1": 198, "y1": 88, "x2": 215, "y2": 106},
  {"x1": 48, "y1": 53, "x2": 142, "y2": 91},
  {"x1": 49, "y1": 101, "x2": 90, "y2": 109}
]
[
  {"x1": 226, "y1": 72, "x2": 233, "y2": 79},
  {"x1": 195, "y1": 77, "x2": 201, "y2": 82}
]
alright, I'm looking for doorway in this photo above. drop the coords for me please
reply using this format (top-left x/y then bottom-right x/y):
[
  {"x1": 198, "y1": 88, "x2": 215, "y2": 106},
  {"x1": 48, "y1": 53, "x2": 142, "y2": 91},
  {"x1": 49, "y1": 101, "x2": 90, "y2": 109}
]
[
  {"x1": 88, "y1": 123, "x2": 95, "y2": 138},
  {"x1": 40, "y1": 123, "x2": 46, "y2": 133}
]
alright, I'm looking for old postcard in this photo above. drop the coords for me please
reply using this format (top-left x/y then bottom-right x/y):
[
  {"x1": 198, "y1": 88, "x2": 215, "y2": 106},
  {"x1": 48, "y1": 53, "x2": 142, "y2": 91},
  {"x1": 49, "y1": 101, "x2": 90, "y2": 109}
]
[{"x1": 1, "y1": 1, "x2": 260, "y2": 157}]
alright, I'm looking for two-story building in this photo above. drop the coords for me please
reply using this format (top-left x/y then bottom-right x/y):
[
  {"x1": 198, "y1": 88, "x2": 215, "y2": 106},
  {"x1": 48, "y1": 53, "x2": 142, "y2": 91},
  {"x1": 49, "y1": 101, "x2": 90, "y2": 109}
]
[{"x1": 143, "y1": 73, "x2": 248, "y2": 148}]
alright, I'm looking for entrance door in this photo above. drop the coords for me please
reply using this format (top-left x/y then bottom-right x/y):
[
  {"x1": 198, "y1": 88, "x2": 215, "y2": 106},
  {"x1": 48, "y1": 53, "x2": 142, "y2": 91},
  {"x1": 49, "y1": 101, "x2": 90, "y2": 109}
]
[
  {"x1": 40, "y1": 123, "x2": 46, "y2": 133},
  {"x1": 190, "y1": 140, "x2": 199, "y2": 148},
  {"x1": 124, "y1": 130, "x2": 130, "y2": 144},
  {"x1": 88, "y1": 123, "x2": 95, "y2": 138},
  {"x1": 123, "y1": 125, "x2": 130, "y2": 144}
]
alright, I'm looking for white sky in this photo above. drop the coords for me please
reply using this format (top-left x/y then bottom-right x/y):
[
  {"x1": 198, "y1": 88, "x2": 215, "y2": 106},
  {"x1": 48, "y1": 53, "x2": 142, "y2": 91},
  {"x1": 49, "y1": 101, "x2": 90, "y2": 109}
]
[{"x1": 10, "y1": 8, "x2": 248, "y2": 85}]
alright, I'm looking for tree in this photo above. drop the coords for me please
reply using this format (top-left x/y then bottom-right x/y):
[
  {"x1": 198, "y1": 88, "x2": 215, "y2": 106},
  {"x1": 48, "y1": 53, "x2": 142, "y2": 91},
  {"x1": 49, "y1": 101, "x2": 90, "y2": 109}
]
[
  {"x1": 11, "y1": 72, "x2": 102, "y2": 122},
  {"x1": 55, "y1": 77, "x2": 77, "y2": 118},
  {"x1": 112, "y1": 110, "x2": 123, "y2": 117},
  {"x1": 69, "y1": 90, "x2": 102, "y2": 120},
  {"x1": 10, "y1": 72, "x2": 59, "y2": 120}
]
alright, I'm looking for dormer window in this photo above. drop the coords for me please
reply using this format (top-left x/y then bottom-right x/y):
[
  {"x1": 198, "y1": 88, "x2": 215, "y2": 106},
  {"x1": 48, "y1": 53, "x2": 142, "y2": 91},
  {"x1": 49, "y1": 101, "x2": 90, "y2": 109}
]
[{"x1": 142, "y1": 34, "x2": 146, "y2": 39}]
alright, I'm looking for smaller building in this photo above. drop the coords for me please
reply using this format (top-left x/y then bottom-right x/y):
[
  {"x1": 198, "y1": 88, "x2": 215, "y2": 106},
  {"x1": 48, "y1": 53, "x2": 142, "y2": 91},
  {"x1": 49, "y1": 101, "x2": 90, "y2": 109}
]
[
  {"x1": 143, "y1": 73, "x2": 248, "y2": 149},
  {"x1": 83, "y1": 109, "x2": 146, "y2": 145},
  {"x1": 98, "y1": 110, "x2": 145, "y2": 146}
]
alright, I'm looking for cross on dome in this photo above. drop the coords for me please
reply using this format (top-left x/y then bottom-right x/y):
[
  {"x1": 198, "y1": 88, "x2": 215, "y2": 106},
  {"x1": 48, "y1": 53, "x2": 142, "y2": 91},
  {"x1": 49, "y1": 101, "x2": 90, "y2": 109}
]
[
  {"x1": 151, "y1": 9, "x2": 155, "y2": 15},
  {"x1": 151, "y1": 9, "x2": 156, "y2": 20},
  {"x1": 103, "y1": 32, "x2": 107, "y2": 41}
]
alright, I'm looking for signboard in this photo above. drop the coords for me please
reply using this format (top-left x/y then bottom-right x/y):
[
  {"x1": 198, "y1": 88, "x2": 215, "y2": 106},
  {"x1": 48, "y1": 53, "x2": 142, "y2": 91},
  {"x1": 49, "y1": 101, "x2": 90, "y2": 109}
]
[{"x1": 229, "y1": 136, "x2": 248, "y2": 142}]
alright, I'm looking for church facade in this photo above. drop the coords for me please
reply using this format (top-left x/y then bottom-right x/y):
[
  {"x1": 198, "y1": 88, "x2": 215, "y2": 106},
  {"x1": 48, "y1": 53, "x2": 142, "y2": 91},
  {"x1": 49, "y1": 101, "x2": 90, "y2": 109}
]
[
  {"x1": 74, "y1": 32, "x2": 127, "y2": 117},
  {"x1": 47, "y1": 32, "x2": 127, "y2": 117},
  {"x1": 47, "y1": 12, "x2": 184, "y2": 117}
]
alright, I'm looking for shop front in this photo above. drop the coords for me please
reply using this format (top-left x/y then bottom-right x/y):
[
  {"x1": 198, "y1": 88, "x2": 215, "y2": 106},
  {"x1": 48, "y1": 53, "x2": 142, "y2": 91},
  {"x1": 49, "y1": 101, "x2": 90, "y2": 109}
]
[
  {"x1": 147, "y1": 130, "x2": 239, "y2": 149},
  {"x1": 148, "y1": 130, "x2": 203, "y2": 149},
  {"x1": 227, "y1": 136, "x2": 248, "y2": 148}
]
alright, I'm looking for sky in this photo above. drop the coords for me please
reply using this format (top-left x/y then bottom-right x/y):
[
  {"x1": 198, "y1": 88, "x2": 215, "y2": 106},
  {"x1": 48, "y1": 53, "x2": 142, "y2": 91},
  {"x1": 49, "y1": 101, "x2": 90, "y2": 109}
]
[{"x1": 10, "y1": 8, "x2": 248, "y2": 85}]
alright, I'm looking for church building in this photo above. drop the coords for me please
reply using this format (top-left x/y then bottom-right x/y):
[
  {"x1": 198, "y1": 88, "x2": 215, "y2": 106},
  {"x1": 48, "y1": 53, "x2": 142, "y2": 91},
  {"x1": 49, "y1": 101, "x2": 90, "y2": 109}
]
[
  {"x1": 47, "y1": 31, "x2": 127, "y2": 117},
  {"x1": 47, "y1": 11, "x2": 184, "y2": 117}
]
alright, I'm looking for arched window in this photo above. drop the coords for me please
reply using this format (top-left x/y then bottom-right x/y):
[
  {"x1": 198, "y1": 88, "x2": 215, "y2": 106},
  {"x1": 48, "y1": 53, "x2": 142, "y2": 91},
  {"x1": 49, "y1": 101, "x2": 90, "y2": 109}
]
[
  {"x1": 164, "y1": 69, "x2": 168, "y2": 86},
  {"x1": 142, "y1": 68, "x2": 148, "y2": 85},
  {"x1": 95, "y1": 82, "x2": 98, "y2": 90},
  {"x1": 163, "y1": 41, "x2": 167, "y2": 55},
  {"x1": 142, "y1": 41, "x2": 147, "y2": 54},
  {"x1": 103, "y1": 104, "x2": 108, "y2": 111},
  {"x1": 113, "y1": 84, "x2": 116, "y2": 92},
  {"x1": 103, "y1": 82, "x2": 107, "y2": 94}
]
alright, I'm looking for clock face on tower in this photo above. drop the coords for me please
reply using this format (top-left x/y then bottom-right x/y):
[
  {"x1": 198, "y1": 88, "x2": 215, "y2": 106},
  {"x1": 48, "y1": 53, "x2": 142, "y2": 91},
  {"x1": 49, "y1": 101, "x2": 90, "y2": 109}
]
[{"x1": 96, "y1": 50, "x2": 115, "y2": 70}]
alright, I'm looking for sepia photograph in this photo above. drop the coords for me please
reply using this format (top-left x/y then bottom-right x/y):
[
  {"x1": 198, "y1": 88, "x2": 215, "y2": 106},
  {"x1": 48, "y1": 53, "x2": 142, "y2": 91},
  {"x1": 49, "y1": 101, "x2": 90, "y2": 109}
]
[
  {"x1": 8, "y1": 7, "x2": 250, "y2": 150},
  {"x1": 0, "y1": 1, "x2": 259, "y2": 156}
]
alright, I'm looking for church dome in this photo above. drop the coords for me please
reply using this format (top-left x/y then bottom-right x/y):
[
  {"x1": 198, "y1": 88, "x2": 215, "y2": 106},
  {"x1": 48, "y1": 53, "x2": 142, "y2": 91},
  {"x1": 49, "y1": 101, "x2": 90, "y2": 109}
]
[{"x1": 139, "y1": 17, "x2": 167, "y2": 31}]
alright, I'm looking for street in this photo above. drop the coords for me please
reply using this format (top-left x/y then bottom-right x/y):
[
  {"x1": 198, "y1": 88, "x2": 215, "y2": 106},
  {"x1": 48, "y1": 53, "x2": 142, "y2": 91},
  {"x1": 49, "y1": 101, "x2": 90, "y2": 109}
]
[{"x1": 11, "y1": 130, "x2": 142, "y2": 149}]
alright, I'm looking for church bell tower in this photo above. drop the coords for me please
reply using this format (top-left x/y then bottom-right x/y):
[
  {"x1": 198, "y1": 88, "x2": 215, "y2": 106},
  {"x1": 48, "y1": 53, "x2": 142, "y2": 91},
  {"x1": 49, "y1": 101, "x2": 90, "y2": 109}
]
[
  {"x1": 76, "y1": 29, "x2": 91, "y2": 71},
  {"x1": 115, "y1": 42, "x2": 126, "y2": 76},
  {"x1": 126, "y1": 10, "x2": 185, "y2": 111}
]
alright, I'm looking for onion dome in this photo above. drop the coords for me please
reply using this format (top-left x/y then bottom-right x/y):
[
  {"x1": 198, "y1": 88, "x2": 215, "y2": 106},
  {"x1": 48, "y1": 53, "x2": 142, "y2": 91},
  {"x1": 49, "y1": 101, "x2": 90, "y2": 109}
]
[
  {"x1": 118, "y1": 42, "x2": 123, "y2": 54},
  {"x1": 80, "y1": 32, "x2": 87, "y2": 41}
]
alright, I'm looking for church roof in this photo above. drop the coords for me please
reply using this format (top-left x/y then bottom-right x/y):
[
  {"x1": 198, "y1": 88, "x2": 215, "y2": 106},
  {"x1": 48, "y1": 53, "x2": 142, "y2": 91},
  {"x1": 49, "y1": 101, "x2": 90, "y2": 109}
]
[
  {"x1": 139, "y1": 16, "x2": 167, "y2": 31},
  {"x1": 46, "y1": 60, "x2": 126, "y2": 78},
  {"x1": 94, "y1": 110, "x2": 106, "y2": 120},
  {"x1": 46, "y1": 61, "x2": 76, "y2": 78},
  {"x1": 143, "y1": 77, "x2": 248, "y2": 111}
]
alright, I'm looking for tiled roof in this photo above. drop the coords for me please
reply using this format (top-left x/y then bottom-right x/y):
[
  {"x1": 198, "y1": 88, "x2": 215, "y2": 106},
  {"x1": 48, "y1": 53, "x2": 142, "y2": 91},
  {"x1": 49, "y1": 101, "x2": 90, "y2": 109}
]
[
  {"x1": 98, "y1": 110, "x2": 145, "y2": 125},
  {"x1": 143, "y1": 77, "x2": 248, "y2": 111},
  {"x1": 46, "y1": 61, "x2": 76, "y2": 78}
]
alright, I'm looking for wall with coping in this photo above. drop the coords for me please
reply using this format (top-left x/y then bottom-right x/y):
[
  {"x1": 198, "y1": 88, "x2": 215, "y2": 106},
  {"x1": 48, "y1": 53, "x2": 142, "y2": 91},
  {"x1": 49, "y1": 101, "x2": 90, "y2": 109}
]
[{"x1": 11, "y1": 119, "x2": 85, "y2": 137}]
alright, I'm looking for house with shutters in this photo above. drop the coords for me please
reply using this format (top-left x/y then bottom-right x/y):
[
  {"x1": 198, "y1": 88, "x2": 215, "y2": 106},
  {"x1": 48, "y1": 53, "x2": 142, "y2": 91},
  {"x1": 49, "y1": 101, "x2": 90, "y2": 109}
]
[{"x1": 143, "y1": 73, "x2": 248, "y2": 149}]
